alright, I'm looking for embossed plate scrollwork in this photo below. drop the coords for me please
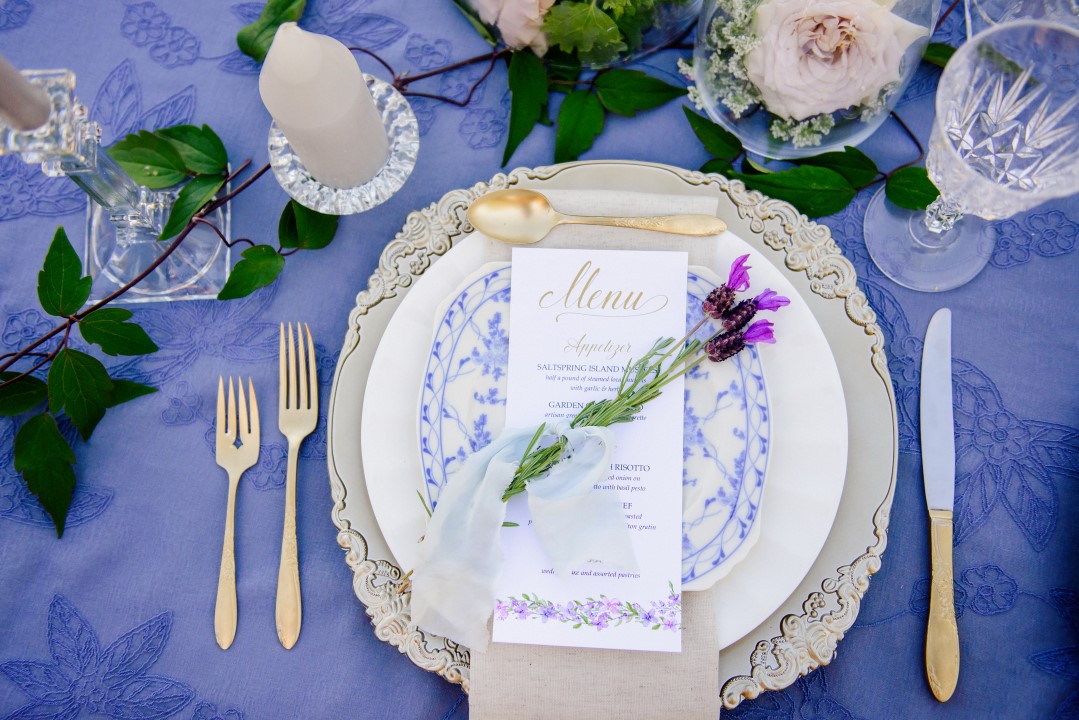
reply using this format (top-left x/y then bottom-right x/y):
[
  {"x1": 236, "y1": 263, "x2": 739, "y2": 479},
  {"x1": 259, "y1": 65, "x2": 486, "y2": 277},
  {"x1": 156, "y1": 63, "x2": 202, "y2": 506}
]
[{"x1": 325, "y1": 161, "x2": 898, "y2": 709}]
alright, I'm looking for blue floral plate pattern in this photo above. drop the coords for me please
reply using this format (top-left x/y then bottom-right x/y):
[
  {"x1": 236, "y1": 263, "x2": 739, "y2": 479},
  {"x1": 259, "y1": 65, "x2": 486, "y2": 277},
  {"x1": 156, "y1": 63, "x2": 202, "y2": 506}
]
[{"x1": 418, "y1": 264, "x2": 770, "y2": 587}]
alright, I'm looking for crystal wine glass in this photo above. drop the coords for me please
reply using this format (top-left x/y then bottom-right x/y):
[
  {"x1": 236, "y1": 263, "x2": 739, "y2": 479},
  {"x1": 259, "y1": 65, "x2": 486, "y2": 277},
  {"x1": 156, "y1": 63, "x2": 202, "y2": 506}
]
[
  {"x1": 863, "y1": 20, "x2": 1079, "y2": 292},
  {"x1": 965, "y1": 0, "x2": 1078, "y2": 39}
]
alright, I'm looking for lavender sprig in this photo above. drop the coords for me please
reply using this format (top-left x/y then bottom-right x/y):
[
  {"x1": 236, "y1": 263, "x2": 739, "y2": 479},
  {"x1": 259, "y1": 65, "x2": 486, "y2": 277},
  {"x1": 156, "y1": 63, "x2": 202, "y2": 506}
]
[{"x1": 501, "y1": 255, "x2": 788, "y2": 502}]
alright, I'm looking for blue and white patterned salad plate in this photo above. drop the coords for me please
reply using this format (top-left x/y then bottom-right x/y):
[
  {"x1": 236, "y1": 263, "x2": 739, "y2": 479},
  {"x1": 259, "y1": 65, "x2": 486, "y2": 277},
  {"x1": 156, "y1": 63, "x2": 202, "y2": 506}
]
[{"x1": 418, "y1": 264, "x2": 770, "y2": 588}]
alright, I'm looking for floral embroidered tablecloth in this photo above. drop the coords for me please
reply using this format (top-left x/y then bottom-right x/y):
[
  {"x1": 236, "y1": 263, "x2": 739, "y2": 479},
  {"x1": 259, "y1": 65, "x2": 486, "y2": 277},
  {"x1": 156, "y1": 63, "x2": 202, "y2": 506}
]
[{"x1": 1, "y1": 2, "x2": 1076, "y2": 719}]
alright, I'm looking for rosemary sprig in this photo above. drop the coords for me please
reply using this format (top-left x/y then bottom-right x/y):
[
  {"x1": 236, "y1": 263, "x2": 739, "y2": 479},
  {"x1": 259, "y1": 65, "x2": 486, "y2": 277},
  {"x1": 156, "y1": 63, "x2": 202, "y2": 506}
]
[
  {"x1": 500, "y1": 335, "x2": 704, "y2": 501},
  {"x1": 497, "y1": 254, "x2": 788, "y2": 503}
]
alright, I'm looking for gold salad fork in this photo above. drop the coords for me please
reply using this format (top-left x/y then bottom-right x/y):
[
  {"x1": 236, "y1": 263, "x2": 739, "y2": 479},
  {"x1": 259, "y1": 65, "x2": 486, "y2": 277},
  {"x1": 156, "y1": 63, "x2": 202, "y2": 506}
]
[
  {"x1": 276, "y1": 322, "x2": 317, "y2": 649},
  {"x1": 214, "y1": 376, "x2": 260, "y2": 650}
]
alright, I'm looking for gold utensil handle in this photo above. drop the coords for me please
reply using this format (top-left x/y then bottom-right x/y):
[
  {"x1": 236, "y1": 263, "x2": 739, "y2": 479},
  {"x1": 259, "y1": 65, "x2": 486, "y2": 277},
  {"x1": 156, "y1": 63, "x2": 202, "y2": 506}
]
[
  {"x1": 926, "y1": 508, "x2": 959, "y2": 701},
  {"x1": 214, "y1": 476, "x2": 239, "y2": 650},
  {"x1": 276, "y1": 441, "x2": 302, "y2": 649},
  {"x1": 565, "y1": 214, "x2": 727, "y2": 237}
]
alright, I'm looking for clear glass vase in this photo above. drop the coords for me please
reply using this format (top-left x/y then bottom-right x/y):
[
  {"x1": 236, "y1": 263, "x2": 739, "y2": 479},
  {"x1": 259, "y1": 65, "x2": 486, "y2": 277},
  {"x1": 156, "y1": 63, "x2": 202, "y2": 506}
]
[
  {"x1": 691, "y1": 0, "x2": 940, "y2": 158},
  {"x1": 462, "y1": 0, "x2": 701, "y2": 68}
]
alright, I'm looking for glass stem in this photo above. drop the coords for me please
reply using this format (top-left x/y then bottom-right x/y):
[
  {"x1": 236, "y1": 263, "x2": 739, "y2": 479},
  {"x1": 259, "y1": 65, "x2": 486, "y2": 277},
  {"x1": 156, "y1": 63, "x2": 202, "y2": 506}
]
[{"x1": 923, "y1": 196, "x2": 964, "y2": 234}]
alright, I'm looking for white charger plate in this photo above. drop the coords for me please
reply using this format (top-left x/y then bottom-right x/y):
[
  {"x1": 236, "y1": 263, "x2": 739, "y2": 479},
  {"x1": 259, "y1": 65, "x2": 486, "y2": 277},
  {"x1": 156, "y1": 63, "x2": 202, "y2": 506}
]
[
  {"x1": 327, "y1": 161, "x2": 898, "y2": 709},
  {"x1": 363, "y1": 259, "x2": 775, "y2": 591}
]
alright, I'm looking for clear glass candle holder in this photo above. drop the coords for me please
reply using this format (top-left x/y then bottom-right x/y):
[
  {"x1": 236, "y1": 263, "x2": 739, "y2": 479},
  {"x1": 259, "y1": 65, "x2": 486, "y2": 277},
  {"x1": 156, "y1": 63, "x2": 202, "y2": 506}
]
[{"x1": 267, "y1": 74, "x2": 418, "y2": 216}]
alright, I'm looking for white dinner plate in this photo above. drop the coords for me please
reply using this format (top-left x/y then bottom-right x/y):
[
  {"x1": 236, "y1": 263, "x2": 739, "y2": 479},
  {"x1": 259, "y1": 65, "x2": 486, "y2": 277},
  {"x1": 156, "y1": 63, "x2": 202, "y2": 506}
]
[
  {"x1": 360, "y1": 219, "x2": 847, "y2": 649},
  {"x1": 326, "y1": 161, "x2": 898, "y2": 709}
]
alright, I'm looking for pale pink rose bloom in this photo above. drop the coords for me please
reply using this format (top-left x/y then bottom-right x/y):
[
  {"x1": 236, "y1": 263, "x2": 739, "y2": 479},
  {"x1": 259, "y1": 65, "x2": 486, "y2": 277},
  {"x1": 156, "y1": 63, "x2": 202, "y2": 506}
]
[
  {"x1": 470, "y1": 0, "x2": 556, "y2": 55},
  {"x1": 744, "y1": 0, "x2": 928, "y2": 121}
]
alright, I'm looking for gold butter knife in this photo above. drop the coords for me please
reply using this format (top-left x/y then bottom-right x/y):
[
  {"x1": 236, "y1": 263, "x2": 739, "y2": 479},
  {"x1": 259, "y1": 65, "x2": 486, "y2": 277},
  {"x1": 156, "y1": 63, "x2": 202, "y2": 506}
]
[{"x1": 921, "y1": 309, "x2": 959, "y2": 700}]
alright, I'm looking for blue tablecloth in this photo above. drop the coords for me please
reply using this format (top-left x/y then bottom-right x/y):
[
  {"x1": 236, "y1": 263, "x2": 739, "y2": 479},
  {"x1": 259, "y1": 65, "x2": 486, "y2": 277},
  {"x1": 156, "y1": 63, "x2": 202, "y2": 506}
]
[{"x1": 1, "y1": 2, "x2": 1077, "y2": 718}]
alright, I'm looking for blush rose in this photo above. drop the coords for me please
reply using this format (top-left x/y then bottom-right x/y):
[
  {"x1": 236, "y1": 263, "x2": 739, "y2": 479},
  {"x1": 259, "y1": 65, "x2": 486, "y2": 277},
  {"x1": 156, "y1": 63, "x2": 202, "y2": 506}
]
[
  {"x1": 744, "y1": 0, "x2": 928, "y2": 120},
  {"x1": 470, "y1": 0, "x2": 556, "y2": 55}
]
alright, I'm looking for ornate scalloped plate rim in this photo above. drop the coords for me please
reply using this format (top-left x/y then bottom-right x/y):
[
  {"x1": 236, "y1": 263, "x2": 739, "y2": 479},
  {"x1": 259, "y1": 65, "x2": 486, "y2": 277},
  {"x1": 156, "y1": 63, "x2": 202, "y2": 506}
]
[{"x1": 325, "y1": 160, "x2": 898, "y2": 710}]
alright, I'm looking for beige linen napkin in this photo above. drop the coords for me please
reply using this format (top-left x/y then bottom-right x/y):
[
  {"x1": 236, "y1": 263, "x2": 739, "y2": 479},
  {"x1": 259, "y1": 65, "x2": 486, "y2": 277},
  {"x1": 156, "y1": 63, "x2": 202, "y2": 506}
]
[{"x1": 469, "y1": 189, "x2": 725, "y2": 720}]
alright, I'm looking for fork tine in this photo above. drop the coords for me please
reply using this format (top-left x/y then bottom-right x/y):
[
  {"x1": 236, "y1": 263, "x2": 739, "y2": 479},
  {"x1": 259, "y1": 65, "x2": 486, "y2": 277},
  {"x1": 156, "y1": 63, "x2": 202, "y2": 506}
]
[
  {"x1": 296, "y1": 321, "x2": 308, "y2": 410},
  {"x1": 289, "y1": 322, "x2": 299, "y2": 411},
  {"x1": 279, "y1": 323, "x2": 286, "y2": 414},
  {"x1": 227, "y1": 376, "x2": 237, "y2": 441},
  {"x1": 304, "y1": 323, "x2": 317, "y2": 411},
  {"x1": 216, "y1": 376, "x2": 225, "y2": 439},
  {"x1": 237, "y1": 376, "x2": 249, "y2": 437},
  {"x1": 247, "y1": 378, "x2": 260, "y2": 442}
]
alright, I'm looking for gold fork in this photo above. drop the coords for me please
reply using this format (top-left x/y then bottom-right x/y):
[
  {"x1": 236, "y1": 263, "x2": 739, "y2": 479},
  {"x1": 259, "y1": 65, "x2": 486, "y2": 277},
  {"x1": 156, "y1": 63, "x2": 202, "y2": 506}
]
[
  {"x1": 214, "y1": 376, "x2": 260, "y2": 650},
  {"x1": 276, "y1": 322, "x2": 317, "y2": 649}
]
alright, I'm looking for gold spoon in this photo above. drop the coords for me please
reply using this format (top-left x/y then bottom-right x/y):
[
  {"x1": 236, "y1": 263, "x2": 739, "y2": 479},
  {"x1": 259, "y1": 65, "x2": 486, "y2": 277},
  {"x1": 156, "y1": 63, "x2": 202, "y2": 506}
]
[{"x1": 466, "y1": 189, "x2": 727, "y2": 245}]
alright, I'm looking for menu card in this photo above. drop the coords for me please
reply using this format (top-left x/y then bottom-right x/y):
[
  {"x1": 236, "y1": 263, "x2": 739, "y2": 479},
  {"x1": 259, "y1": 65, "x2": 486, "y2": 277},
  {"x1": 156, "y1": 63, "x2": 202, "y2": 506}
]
[{"x1": 493, "y1": 248, "x2": 687, "y2": 653}]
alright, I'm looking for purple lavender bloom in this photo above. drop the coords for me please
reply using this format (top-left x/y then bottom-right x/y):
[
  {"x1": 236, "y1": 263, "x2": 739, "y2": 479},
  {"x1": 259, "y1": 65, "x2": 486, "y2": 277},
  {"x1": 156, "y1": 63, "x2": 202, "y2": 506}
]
[
  {"x1": 606, "y1": 599, "x2": 624, "y2": 614},
  {"x1": 641, "y1": 609, "x2": 658, "y2": 624},
  {"x1": 540, "y1": 605, "x2": 559, "y2": 623},
  {"x1": 668, "y1": 591, "x2": 681, "y2": 604},
  {"x1": 594, "y1": 613, "x2": 610, "y2": 630},
  {"x1": 495, "y1": 601, "x2": 510, "y2": 621},
  {"x1": 743, "y1": 319, "x2": 776, "y2": 345},
  {"x1": 754, "y1": 289, "x2": 790, "y2": 312},
  {"x1": 728, "y1": 254, "x2": 752, "y2": 292},
  {"x1": 662, "y1": 617, "x2": 679, "y2": 631}
]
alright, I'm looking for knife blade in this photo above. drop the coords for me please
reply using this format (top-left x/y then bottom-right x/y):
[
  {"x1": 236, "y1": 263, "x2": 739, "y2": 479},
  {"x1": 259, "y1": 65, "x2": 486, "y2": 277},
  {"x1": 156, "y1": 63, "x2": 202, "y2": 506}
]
[{"x1": 921, "y1": 307, "x2": 959, "y2": 702}]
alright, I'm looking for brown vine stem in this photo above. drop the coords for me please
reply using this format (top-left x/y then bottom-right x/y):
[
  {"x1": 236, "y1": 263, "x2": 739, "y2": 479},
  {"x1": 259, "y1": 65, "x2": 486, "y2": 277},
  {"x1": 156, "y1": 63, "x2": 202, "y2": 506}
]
[
  {"x1": 348, "y1": 45, "x2": 509, "y2": 108},
  {"x1": 0, "y1": 159, "x2": 269, "y2": 389},
  {"x1": 936, "y1": 0, "x2": 962, "y2": 31}
]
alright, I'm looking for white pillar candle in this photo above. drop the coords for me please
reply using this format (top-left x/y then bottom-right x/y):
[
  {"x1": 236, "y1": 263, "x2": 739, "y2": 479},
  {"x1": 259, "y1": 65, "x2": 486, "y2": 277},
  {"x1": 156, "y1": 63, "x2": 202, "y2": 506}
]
[
  {"x1": 0, "y1": 54, "x2": 51, "y2": 131},
  {"x1": 259, "y1": 23, "x2": 389, "y2": 189}
]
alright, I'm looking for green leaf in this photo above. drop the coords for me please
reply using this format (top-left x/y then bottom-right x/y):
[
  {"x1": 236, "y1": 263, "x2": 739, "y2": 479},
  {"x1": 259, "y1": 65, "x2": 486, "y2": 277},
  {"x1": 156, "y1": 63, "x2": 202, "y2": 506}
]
[
  {"x1": 107, "y1": 379, "x2": 157, "y2": 408},
  {"x1": 700, "y1": 159, "x2": 733, "y2": 175},
  {"x1": 157, "y1": 124, "x2": 228, "y2": 175},
  {"x1": 77, "y1": 308, "x2": 158, "y2": 357},
  {"x1": 543, "y1": 1, "x2": 627, "y2": 66},
  {"x1": 742, "y1": 156, "x2": 773, "y2": 175},
  {"x1": 886, "y1": 166, "x2": 940, "y2": 210},
  {"x1": 923, "y1": 42, "x2": 956, "y2": 69},
  {"x1": 218, "y1": 245, "x2": 285, "y2": 300},
  {"x1": 452, "y1": 0, "x2": 498, "y2": 46},
  {"x1": 796, "y1": 146, "x2": 880, "y2": 188},
  {"x1": 611, "y1": 3, "x2": 656, "y2": 52},
  {"x1": 732, "y1": 166, "x2": 856, "y2": 218},
  {"x1": 555, "y1": 91, "x2": 604, "y2": 163},
  {"x1": 277, "y1": 200, "x2": 339, "y2": 250},
  {"x1": 108, "y1": 131, "x2": 190, "y2": 189},
  {"x1": 38, "y1": 227, "x2": 92, "y2": 317},
  {"x1": 237, "y1": 0, "x2": 306, "y2": 63},
  {"x1": 159, "y1": 175, "x2": 225, "y2": 241},
  {"x1": 503, "y1": 52, "x2": 549, "y2": 166},
  {"x1": 595, "y1": 69, "x2": 686, "y2": 117},
  {"x1": 683, "y1": 106, "x2": 741, "y2": 162},
  {"x1": 47, "y1": 348, "x2": 113, "y2": 441},
  {"x1": 14, "y1": 413, "x2": 76, "y2": 537},
  {"x1": 0, "y1": 372, "x2": 48, "y2": 416}
]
